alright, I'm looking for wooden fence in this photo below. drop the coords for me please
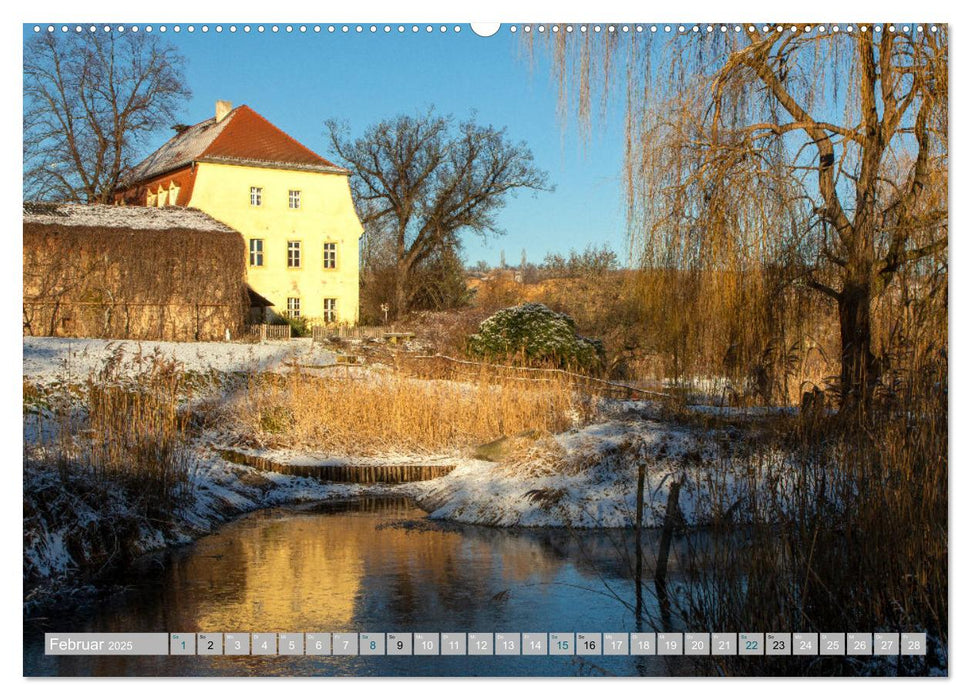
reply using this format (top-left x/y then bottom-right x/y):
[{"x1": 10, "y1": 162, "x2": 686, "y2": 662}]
[
  {"x1": 244, "y1": 324, "x2": 398, "y2": 343},
  {"x1": 312, "y1": 325, "x2": 394, "y2": 342},
  {"x1": 407, "y1": 353, "x2": 671, "y2": 401},
  {"x1": 245, "y1": 323, "x2": 292, "y2": 341}
]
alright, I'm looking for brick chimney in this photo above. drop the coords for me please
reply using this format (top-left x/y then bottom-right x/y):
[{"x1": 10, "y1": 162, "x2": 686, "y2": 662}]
[{"x1": 215, "y1": 100, "x2": 233, "y2": 123}]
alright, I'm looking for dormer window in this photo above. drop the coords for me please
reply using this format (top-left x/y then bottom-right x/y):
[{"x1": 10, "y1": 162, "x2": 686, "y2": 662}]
[
  {"x1": 250, "y1": 187, "x2": 263, "y2": 206},
  {"x1": 289, "y1": 190, "x2": 301, "y2": 209}
]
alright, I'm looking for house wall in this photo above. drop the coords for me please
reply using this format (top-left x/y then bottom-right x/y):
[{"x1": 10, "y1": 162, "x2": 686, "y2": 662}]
[{"x1": 189, "y1": 161, "x2": 363, "y2": 324}]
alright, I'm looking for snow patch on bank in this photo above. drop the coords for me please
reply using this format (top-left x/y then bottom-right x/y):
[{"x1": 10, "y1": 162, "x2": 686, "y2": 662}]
[{"x1": 413, "y1": 419, "x2": 774, "y2": 528}]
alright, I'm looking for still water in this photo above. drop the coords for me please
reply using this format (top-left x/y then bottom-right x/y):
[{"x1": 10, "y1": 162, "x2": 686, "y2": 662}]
[{"x1": 25, "y1": 497, "x2": 700, "y2": 676}]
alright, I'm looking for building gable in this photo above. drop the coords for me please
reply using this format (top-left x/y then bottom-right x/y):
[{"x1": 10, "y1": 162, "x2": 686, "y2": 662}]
[
  {"x1": 121, "y1": 103, "x2": 347, "y2": 192},
  {"x1": 200, "y1": 106, "x2": 346, "y2": 173}
]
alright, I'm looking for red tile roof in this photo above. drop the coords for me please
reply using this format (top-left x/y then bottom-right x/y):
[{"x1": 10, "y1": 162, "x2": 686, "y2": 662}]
[
  {"x1": 202, "y1": 106, "x2": 341, "y2": 170},
  {"x1": 123, "y1": 105, "x2": 347, "y2": 186}
]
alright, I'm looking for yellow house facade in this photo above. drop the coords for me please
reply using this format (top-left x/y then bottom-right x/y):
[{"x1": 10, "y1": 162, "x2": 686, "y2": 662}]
[
  {"x1": 116, "y1": 101, "x2": 363, "y2": 326},
  {"x1": 190, "y1": 162, "x2": 361, "y2": 324}
]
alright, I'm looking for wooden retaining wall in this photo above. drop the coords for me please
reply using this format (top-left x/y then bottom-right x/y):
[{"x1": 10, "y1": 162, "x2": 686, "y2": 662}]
[{"x1": 219, "y1": 449, "x2": 455, "y2": 484}]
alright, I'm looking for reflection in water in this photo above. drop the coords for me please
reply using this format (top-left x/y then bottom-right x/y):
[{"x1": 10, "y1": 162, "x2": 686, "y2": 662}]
[{"x1": 25, "y1": 498, "x2": 701, "y2": 677}]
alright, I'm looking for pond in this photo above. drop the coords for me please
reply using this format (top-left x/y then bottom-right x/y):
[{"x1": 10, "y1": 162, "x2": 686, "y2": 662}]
[{"x1": 24, "y1": 497, "x2": 705, "y2": 676}]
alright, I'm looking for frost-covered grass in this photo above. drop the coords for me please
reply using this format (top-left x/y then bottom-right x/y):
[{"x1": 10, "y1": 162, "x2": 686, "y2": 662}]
[
  {"x1": 411, "y1": 397, "x2": 948, "y2": 674},
  {"x1": 412, "y1": 415, "x2": 793, "y2": 529},
  {"x1": 22, "y1": 343, "x2": 395, "y2": 611},
  {"x1": 22, "y1": 340, "x2": 593, "y2": 610}
]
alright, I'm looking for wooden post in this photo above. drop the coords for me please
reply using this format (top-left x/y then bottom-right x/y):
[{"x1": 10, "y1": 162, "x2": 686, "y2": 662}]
[
  {"x1": 634, "y1": 457, "x2": 646, "y2": 623},
  {"x1": 655, "y1": 477, "x2": 683, "y2": 629},
  {"x1": 655, "y1": 478, "x2": 683, "y2": 588}
]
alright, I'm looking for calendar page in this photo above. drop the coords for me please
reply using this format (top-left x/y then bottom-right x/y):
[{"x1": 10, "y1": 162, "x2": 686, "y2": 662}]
[{"x1": 20, "y1": 8, "x2": 948, "y2": 683}]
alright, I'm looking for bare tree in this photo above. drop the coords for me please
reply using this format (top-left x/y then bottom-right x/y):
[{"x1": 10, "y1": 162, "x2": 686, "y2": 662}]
[
  {"x1": 537, "y1": 26, "x2": 947, "y2": 414},
  {"x1": 24, "y1": 31, "x2": 190, "y2": 203},
  {"x1": 327, "y1": 112, "x2": 551, "y2": 318}
]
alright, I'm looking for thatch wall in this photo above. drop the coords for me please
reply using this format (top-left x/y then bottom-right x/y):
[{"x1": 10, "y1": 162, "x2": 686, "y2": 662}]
[{"x1": 23, "y1": 205, "x2": 248, "y2": 341}]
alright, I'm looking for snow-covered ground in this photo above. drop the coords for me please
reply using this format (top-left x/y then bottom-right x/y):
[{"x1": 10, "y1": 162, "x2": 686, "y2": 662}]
[
  {"x1": 411, "y1": 418, "x2": 785, "y2": 529},
  {"x1": 23, "y1": 336, "x2": 337, "y2": 382}
]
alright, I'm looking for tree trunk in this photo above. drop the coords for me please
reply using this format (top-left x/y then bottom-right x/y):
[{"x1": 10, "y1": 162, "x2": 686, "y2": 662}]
[
  {"x1": 838, "y1": 277, "x2": 878, "y2": 417},
  {"x1": 393, "y1": 263, "x2": 410, "y2": 320}
]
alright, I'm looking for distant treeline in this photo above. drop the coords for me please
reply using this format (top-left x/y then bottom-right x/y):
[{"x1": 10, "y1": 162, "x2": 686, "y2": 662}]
[{"x1": 468, "y1": 243, "x2": 621, "y2": 282}]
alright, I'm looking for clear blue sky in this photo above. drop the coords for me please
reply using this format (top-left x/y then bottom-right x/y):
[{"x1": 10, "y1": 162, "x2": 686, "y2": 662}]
[{"x1": 39, "y1": 26, "x2": 631, "y2": 267}]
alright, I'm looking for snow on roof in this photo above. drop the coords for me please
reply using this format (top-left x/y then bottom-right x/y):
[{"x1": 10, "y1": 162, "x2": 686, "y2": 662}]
[
  {"x1": 125, "y1": 112, "x2": 234, "y2": 184},
  {"x1": 23, "y1": 202, "x2": 237, "y2": 232}
]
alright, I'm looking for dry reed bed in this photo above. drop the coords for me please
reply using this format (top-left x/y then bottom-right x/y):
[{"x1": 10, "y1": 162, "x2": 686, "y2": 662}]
[
  {"x1": 24, "y1": 356, "x2": 197, "y2": 600},
  {"x1": 26, "y1": 355, "x2": 195, "y2": 516},
  {"x1": 646, "y1": 400, "x2": 947, "y2": 674},
  {"x1": 231, "y1": 369, "x2": 593, "y2": 454}
]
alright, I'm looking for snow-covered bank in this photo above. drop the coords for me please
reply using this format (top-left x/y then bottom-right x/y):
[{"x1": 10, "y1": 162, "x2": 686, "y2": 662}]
[
  {"x1": 413, "y1": 419, "x2": 783, "y2": 528},
  {"x1": 24, "y1": 441, "x2": 412, "y2": 611},
  {"x1": 23, "y1": 336, "x2": 338, "y2": 382}
]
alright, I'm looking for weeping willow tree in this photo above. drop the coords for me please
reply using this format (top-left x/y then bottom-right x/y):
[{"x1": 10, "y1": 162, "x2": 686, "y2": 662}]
[{"x1": 533, "y1": 25, "x2": 948, "y2": 413}]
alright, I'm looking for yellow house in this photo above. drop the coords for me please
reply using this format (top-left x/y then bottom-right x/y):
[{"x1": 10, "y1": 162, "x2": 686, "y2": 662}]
[{"x1": 116, "y1": 101, "x2": 363, "y2": 325}]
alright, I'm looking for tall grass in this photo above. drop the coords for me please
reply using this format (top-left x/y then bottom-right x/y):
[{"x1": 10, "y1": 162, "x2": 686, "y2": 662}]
[
  {"x1": 232, "y1": 368, "x2": 591, "y2": 453},
  {"x1": 81, "y1": 353, "x2": 193, "y2": 514},
  {"x1": 29, "y1": 348, "x2": 193, "y2": 518},
  {"x1": 634, "y1": 353, "x2": 947, "y2": 675},
  {"x1": 24, "y1": 351, "x2": 195, "y2": 599}
]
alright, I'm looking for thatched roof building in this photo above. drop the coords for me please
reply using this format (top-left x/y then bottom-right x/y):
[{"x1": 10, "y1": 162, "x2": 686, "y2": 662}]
[{"x1": 23, "y1": 203, "x2": 249, "y2": 341}]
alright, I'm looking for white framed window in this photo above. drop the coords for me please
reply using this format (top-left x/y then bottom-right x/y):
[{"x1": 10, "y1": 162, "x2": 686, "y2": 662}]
[
  {"x1": 249, "y1": 239, "x2": 264, "y2": 267},
  {"x1": 289, "y1": 190, "x2": 301, "y2": 209},
  {"x1": 250, "y1": 187, "x2": 263, "y2": 206},
  {"x1": 287, "y1": 297, "x2": 301, "y2": 318},
  {"x1": 323, "y1": 242, "x2": 337, "y2": 269},
  {"x1": 287, "y1": 240, "x2": 301, "y2": 268},
  {"x1": 323, "y1": 298, "x2": 337, "y2": 323}
]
